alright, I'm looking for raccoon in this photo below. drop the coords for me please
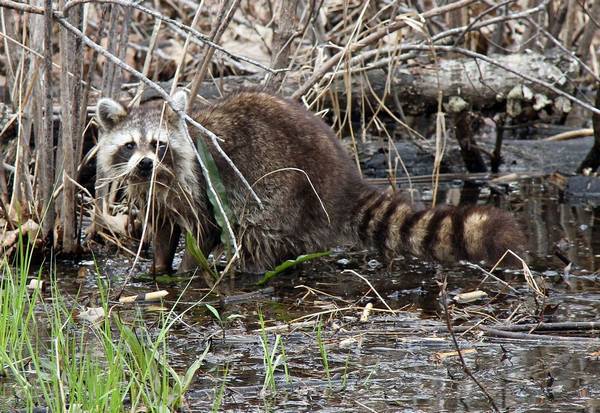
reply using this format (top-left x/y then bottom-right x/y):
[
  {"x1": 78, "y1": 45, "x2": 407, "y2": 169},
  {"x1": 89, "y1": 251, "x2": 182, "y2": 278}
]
[{"x1": 95, "y1": 89, "x2": 524, "y2": 273}]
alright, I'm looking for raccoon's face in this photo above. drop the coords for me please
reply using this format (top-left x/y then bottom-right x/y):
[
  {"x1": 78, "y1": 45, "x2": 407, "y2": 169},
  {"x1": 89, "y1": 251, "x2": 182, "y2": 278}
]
[{"x1": 95, "y1": 90, "x2": 195, "y2": 189}]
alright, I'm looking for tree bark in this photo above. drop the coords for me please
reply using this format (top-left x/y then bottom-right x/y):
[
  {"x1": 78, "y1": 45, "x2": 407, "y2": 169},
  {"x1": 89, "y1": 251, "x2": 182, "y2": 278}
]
[
  {"x1": 264, "y1": 0, "x2": 297, "y2": 91},
  {"x1": 577, "y1": 87, "x2": 600, "y2": 173},
  {"x1": 452, "y1": 110, "x2": 487, "y2": 173},
  {"x1": 57, "y1": 0, "x2": 82, "y2": 253},
  {"x1": 137, "y1": 52, "x2": 572, "y2": 114}
]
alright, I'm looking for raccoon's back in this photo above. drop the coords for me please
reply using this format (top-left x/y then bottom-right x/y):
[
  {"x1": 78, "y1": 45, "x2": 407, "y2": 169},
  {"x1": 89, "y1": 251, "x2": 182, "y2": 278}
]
[
  {"x1": 191, "y1": 91, "x2": 525, "y2": 266},
  {"x1": 192, "y1": 91, "x2": 364, "y2": 225}
]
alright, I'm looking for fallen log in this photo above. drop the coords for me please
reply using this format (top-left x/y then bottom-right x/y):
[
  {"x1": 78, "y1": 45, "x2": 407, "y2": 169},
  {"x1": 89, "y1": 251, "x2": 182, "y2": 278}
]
[
  {"x1": 345, "y1": 51, "x2": 576, "y2": 114},
  {"x1": 117, "y1": 52, "x2": 575, "y2": 118}
]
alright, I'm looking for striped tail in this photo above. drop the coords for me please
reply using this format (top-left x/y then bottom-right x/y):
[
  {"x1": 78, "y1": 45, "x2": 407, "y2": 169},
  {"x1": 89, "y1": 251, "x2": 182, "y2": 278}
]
[{"x1": 353, "y1": 188, "x2": 525, "y2": 265}]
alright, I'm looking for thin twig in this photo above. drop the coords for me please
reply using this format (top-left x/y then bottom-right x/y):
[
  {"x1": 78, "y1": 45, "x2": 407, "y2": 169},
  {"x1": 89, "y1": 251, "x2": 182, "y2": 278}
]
[
  {"x1": 292, "y1": 0, "x2": 478, "y2": 99},
  {"x1": 130, "y1": 18, "x2": 161, "y2": 107},
  {"x1": 264, "y1": 0, "x2": 297, "y2": 91},
  {"x1": 188, "y1": 0, "x2": 241, "y2": 107},
  {"x1": 453, "y1": 0, "x2": 516, "y2": 47},
  {"x1": 525, "y1": 15, "x2": 600, "y2": 83},
  {"x1": 439, "y1": 275, "x2": 500, "y2": 413},
  {"x1": 342, "y1": 269, "x2": 394, "y2": 313}
]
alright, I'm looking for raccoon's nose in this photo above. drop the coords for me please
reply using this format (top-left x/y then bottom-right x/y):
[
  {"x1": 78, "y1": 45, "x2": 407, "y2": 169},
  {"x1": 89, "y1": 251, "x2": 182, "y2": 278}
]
[{"x1": 137, "y1": 157, "x2": 154, "y2": 176}]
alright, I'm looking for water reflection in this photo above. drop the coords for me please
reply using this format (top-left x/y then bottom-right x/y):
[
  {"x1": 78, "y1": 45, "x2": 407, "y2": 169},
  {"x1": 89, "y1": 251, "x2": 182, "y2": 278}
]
[{"x1": 434, "y1": 176, "x2": 600, "y2": 273}]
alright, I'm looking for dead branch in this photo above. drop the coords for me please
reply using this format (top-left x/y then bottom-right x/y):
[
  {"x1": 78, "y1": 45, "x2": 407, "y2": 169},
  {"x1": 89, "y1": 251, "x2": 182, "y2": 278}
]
[
  {"x1": 188, "y1": 0, "x2": 241, "y2": 108},
  {"x1": 577, "y1": 88, "x2": 600, "y2": 173},
  {"x1": 264, "y1": 0, "x2": 297, "y2": 91},
  {"x1": 336, "y1": 50, "x2": 573, "y2": 110},
  {"x1": 384, "y1": 45, "x2": 600, "y2": 116},
  {"x1": 477, "y1": 326, "x2": 600, "y2": 343},
  {"x1": 292, "y1": 0, "x2": 479, "y2": 99}
]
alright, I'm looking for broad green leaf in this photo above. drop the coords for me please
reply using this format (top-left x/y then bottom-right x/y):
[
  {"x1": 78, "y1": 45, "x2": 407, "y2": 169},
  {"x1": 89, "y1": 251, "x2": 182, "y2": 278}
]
[
  {"x1": 194, "y1": 135, "x2": 235, "y2": 254},
  {"x1": 185, "y1": 232, "x2": 218, "y2": 280},
  {"x1": 205, "y1": 303, "x2": 221, "y2": 322},
  {"x1": 257, "y1": 251, "x2": 331, "y2": 286}
]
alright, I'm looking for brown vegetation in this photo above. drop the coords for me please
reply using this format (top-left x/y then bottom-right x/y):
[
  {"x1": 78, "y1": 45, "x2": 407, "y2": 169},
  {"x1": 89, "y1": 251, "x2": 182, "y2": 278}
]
[{"x1": 0, "y1": 0, "x2": 599, "y2": 257}]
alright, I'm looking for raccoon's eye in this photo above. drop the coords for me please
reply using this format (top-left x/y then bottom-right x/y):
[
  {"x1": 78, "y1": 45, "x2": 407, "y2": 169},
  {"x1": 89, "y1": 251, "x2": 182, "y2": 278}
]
[
  {"x1": 125, "y1": 142, "x2": 135, "y2": 150},
  {"x1": 151, "y1": 141, "x2": 167, "y2": 150}
]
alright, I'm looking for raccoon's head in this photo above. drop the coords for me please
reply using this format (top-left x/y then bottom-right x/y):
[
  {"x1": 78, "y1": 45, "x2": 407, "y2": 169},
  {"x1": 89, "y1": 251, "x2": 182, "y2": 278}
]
[{"x1": 95, "y1": 90, "x2": 197, "y2": 192}]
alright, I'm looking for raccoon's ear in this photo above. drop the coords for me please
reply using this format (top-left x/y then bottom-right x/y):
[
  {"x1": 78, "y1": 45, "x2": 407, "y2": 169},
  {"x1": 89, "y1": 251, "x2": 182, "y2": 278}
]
[{"x1": 96, "y1": 98, "x2": 128, "y2": 130}]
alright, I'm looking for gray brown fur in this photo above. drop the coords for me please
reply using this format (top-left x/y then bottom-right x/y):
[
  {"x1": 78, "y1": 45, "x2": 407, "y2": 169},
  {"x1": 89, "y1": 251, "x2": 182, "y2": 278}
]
[{"x1": 96, "y1": 90, "x2": 524, "y2": 273}]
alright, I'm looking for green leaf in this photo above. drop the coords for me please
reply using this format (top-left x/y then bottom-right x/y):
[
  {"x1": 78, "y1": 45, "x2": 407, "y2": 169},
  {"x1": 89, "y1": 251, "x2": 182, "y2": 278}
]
[
  {"x1": 205, "y1": 303, "x2": 221, "y2": 322},
  {"x1": 181, "y1": 345, "x2": 210, "y2": 392},
  {"x1": 185, "y1": 232, "x2": 217, "y2": 280},
  {"x1": 194, "y1": 135, "x2": 235, "y2": 254},
  {"x1": 257, "y1": 251, "x2": 331, "y2": 286}
]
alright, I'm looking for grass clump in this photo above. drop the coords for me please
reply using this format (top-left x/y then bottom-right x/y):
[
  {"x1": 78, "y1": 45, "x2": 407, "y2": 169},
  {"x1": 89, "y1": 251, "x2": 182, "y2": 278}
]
[
  {"x1": 257, "y1": 309, "x2": 290, "y2": 394},
  {"x1": 316, "y1": 321, "x2": 331, "y2": 383},
  {"x1": 0, "y1": 237, "x2": 208, "y2": 412}
]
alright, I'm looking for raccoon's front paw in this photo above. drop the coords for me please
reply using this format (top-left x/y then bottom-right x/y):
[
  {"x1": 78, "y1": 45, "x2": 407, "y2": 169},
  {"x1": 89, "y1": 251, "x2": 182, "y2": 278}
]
[
  {"x1": 177, "y1": 251, "x2": 200, "y2": 273},
  {"x1": 151, "y1": 262, "x2": 173, "y2": 275}
]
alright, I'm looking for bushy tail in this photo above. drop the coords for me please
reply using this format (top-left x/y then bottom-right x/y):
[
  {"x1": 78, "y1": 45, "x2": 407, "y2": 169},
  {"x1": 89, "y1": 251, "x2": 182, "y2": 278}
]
[{"x1": 353, "y1": 188, "x2": 525, "y2": 265}]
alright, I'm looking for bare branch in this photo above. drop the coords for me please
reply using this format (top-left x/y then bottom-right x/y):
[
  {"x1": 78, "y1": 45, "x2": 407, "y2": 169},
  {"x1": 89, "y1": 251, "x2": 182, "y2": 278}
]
[
  {"x1": 292, "y1": 0, "x2": 479, "y2": 99},
  {"x1": 188, "y1": 0, "x2": 241, "y2": 107}
]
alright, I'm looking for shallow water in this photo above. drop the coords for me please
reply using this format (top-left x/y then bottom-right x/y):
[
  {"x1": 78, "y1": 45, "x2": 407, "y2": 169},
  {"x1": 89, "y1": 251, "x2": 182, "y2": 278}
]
[{"x1": 7, "y1": 177, "x2": 600, "y2": 412}]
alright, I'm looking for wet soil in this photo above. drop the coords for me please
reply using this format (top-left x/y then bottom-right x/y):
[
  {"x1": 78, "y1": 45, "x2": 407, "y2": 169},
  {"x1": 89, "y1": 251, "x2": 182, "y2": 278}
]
[{"x1": 8, "y1": 177, "x2": 600, "y2": 412}]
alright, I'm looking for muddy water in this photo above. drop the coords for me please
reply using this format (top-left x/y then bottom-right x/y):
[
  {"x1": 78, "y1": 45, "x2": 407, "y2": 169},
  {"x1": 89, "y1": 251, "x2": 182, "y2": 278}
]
[{"x1": 33, "y1": 178, "x2": 600, "y2": 411}]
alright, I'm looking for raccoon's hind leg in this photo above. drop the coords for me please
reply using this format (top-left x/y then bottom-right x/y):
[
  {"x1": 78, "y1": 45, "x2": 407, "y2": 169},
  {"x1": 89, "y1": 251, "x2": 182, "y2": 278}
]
[
  {"x1": 236, "y1": 225, "x2": 311, "y2": 274},
  {"x1": 152, "y1": 221, "x2": 181, "y2": 273}
]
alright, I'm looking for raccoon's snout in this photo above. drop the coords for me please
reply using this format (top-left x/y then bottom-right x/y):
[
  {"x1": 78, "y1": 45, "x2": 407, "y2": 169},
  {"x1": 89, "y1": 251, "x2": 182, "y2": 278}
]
[{"x1": 137, "y1": 157, "x2": 154, "y2": 177}]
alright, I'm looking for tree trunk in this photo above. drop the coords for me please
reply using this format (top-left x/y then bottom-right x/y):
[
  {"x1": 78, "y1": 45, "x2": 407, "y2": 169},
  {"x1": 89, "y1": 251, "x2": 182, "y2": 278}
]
[
  {"x1": 57, "y1": 1, "x2": 82, "y2": 253},
  {"x1": 577, "y1": 87, "x2": 600, "y2": 173}
]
